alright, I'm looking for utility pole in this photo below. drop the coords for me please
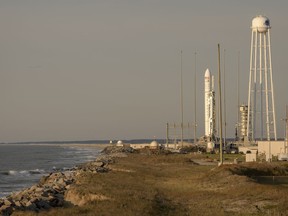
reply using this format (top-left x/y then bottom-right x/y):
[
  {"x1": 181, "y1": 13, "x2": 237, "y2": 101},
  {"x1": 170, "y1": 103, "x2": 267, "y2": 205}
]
[
  {"x1": 282, "y1": 106, "x2": 288, "y2": 153},
  {"x1": 237, "y1": 51, "x2": 240, "y2": 140},
  {"x1": 218, "y1": 44, "x2": 224, "y2": 165}
]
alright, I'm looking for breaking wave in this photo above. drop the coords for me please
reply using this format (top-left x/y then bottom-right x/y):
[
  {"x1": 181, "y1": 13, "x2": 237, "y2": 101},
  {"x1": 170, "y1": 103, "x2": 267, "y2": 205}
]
[{"x1": 0, "y1": 169, "x2": 45, "y2": 176}]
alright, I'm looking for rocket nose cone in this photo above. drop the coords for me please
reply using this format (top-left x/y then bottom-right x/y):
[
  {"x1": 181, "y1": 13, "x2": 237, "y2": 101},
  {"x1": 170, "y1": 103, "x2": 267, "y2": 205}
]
[{"x1": 205, "y1": 69, "x2": 210, "y2": 78}]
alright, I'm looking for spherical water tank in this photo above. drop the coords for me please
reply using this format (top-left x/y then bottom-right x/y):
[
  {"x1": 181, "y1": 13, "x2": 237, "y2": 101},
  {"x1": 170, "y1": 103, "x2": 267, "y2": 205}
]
[{"x1": 252, "y1": 15, "x2": 270, "y2": 33}]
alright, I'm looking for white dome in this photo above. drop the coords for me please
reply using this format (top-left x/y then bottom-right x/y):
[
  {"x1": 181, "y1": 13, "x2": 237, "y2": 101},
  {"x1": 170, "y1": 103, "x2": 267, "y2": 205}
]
[
  {"x1": 116, "y1": 140, "x2": 123, "y2": 147},
  {"x1": 150, "y1": 141, "x2": 159, "y2": 148},
  {"x1": 252, "y1": 15, "x2": 270, "y2": 33}
]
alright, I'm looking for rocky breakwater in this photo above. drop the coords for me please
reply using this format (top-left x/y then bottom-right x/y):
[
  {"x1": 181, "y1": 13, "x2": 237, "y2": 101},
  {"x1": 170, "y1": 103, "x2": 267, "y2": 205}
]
[{"x1": 0, "y1": 146, "x2": 134, "y2": 215}]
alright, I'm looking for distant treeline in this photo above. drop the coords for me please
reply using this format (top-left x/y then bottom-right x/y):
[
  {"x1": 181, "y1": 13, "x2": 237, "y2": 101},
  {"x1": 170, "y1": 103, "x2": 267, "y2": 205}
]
[{"x1": 0, "y1": 139, "x2": 167, "y2": 145}]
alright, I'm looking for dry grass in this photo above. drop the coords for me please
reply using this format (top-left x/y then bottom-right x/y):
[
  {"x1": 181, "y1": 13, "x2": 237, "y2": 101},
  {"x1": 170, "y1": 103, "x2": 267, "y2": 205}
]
[{"x1": 12, "y1": 153, "x2": 288, "y2": 216}]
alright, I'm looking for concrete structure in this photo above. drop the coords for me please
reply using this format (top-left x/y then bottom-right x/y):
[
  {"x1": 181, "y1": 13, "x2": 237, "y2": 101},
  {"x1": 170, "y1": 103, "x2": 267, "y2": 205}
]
[
  {"x1": 246, "y1": 153, "x2": 257, "y2": 162},
  {"x1": 238, "y1": 146, "x2": 258, "y2": 154},
  {"x1": 247, "y1": 15, "x2": 277, "y2": 141},
  {"x1": 258, "y1": 140, "x2": 286, "y2": 161},
  {"x1": 130, "y1": 143, "x2": 150, "y2": 149},
  {"x1": 204, "y1": 69, "x2": 216, "y2": 151},
  {"x1": 129, "y1": 141, "x2": 163, "y2": 150}
]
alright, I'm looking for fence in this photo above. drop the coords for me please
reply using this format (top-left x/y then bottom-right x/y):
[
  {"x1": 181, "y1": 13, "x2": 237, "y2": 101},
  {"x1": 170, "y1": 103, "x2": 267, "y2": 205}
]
[{"x1": 166, "y1": 123, "x2": 196, "y2": 144}]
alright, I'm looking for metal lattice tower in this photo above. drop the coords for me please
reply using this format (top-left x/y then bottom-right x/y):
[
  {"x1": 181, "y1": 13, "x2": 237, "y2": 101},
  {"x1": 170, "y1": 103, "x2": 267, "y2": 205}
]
[{"x1": 247, "y1": 15, "x2": 277, "y2": 141}]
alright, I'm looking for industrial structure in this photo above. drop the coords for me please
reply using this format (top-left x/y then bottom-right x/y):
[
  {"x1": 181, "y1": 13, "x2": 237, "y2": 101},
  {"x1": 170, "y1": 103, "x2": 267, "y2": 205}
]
[
  {"x1": 204, "y1": 69, "x2": 216, "y2": 151},
  {"x1": 247, "y1": 15, "x2": 277, "y2": 141},
  {"x1": 239, "y1": 104, "x2": 249, "y2": 142},
  {"x1": 161, "y1": 15, "x2": 285, "y2": 161}
]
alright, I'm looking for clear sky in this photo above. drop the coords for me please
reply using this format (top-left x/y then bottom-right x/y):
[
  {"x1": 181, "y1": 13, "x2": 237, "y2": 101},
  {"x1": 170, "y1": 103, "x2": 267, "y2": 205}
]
[{"x1": 0, "y1": 0, "x2": 288, "y2": 142}]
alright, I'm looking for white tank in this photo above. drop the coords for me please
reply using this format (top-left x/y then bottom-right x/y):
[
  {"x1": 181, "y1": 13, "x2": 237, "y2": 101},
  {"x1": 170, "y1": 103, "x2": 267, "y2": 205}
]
[
  {"x1": 252, "y1": 15, "x2": 270, "y2": 33},
  {"x1": 247, "y1": 15, "x2": 277, "y2": 141},
  {"x1": 116, "y1": 140, "x2": 124, "y2": 147},
  {"x1": 150, "y1": 141, "x2": 159, "y2": 149}
]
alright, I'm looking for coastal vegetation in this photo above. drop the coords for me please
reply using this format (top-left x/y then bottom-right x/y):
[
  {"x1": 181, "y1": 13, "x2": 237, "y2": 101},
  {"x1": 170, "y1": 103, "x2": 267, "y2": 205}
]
[{"x1": 9, "y1": 147, "x2": 288, "y2": 215}]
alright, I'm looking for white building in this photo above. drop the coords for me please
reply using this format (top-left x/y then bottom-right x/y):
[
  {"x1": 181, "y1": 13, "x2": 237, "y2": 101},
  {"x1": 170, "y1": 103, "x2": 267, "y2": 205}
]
[{"x1": 258, "y1": 141, "x2": 287, "y2": 161}]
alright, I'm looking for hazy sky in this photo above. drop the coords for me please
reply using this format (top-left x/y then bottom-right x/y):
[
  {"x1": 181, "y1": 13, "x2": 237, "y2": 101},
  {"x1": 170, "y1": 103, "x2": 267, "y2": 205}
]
[{"x1": 1, "y1": 0, "x2": 288, "y2": 142}]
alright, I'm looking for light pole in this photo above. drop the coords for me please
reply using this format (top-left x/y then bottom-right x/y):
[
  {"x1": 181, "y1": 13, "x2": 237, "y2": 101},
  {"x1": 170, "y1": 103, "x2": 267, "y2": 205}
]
[
  {"x1": 180, "y1": 50, "x2": 184, "y2": 148},
  {"x1": 218, "y1": 44, "x2": 224, "y2": 165}
]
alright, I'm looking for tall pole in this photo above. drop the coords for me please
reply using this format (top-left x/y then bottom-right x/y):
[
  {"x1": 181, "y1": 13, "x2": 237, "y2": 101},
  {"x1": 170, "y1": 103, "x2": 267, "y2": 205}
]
[
  {"x1": 282, "y1": 106, "x2": 288, "y2": 153},
  {"x1": 218, "y1": 44, "x2": 223, "y2": 165},
  {"x1": 223, "y1": 49, "x2": 227, "y2": 146},
  {"x1": 237, "y1": 51, "x2": 240, "y2": 139},
  {"x1": 180, "y1": 50, "x2": 184, "y2": 148},
  {"x1": 194, "y1": 52, "x2": 197, "y2": 144},
  {"x1": 166, "y1": 123, "x2": 169, "y2": 147},
  {"x1": 286, "y1": 105, "x2": 288, "y2": 153}
]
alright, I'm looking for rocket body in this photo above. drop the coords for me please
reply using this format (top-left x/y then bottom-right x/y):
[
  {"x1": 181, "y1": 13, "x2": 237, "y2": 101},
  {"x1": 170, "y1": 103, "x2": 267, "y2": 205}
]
[
  {"x1": 204, "y1": 69, "x2": 211, "y2": 137},
  {"x1": 204, "y1": 69, "x2": 216, "y2": 139}
]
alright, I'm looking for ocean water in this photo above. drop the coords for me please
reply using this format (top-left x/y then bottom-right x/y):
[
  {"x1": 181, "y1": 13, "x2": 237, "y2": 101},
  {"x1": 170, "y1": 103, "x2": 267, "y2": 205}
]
[{"x1": 0, "y1": 144, "x2": 103, "y2": 198}]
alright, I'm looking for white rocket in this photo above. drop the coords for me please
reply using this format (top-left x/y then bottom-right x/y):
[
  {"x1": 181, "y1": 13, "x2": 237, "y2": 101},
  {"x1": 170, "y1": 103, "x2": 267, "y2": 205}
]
[{"x1": 204, "y1": 69, "x2": 216, "y2": 139}]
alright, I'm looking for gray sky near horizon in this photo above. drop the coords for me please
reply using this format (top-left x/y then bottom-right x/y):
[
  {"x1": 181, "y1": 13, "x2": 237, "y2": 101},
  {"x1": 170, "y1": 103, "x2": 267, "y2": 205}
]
[{"x1": 0, "y1": 0, "x2": 288, "y2": 142}]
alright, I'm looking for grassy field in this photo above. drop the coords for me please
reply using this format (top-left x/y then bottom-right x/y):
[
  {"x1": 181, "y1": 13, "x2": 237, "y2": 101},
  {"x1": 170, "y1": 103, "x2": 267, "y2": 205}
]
[{"x1": 13, "y1": 151, "x2": 288, "y2": 216}]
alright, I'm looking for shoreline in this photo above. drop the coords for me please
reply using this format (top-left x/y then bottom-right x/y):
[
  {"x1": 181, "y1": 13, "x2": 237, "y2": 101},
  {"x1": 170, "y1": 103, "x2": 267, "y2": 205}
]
[
  {"x1": 0, "y1": 143, "x2": 112, "y2": 148},
  {"x1": 0, "y1": 143, "x2": 111, "y2": 199},
  {"x1": 0, "y1": 145, "x2": 121, "y2": 215},
  {"x1": 2, "y1": 146, "x2": 288, "y2": 215}
]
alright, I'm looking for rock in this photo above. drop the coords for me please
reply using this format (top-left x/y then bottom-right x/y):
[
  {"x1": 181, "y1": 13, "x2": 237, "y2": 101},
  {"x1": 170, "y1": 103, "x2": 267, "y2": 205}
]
[
  {"x1": 35, "y1": 200, "x2": 51, "y2": 209},
  {"x1": 24, "y1": 200, "x2": 32, "y2": 207},
  {"x1": 3, "y1": 199, "x2": 12, "y2": 206},
  {"x1": 90, "y1": 161, "x2": 105, "y2": 167},
  {"x1": 39, "y1": 175, "x2": 50, "y2": 186},
  {"x1": 0, "y1": 205, "x2": 13, "y2": 216},
  {"x1": 26, "y1": 203, "x2": 38, "y2": 211},
  {"x1": 0, "y1": 151, "x2": 118, "y2": 215},
  {"x1": 49, "y1": 197, "x2": 64, "y2": 207},
  {"x1": 35, "y1": 187, "x2": 43, "y2": 193},
  {"x1": 30, "y1": 197, "x2": 39, "y2": 203},
  {"x1": 101, "y1": 146, "x2": 135, "y2": 154},
  {"x1": 52, "y1": 185, "x2": 62, "y2": 193},
  {"x1": 57, "y1": 178, "x2": 65, "y2": 185},
  {"x1": 96, "y1": 167, "x2": 110, "y2": 173},
  {"x1": 14, "y1": 201, "x2": 22, "y2": 207}
]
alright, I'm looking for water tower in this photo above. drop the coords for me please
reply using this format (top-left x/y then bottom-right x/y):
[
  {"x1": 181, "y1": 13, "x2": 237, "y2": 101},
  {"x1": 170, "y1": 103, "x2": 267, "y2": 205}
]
[{"x1": 247, "y1": 15, "x2": 277, "y2": 141}]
